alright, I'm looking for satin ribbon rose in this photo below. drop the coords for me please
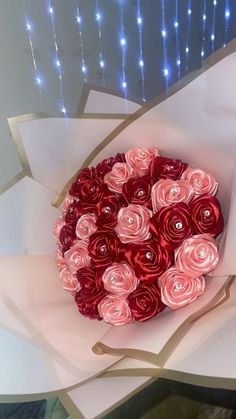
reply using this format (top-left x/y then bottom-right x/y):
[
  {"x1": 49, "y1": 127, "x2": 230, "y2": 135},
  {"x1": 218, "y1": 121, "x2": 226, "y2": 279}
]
[
  {"x1": 64, "y1": 240, "x2": 91, "y2": 274},
  {"x1": 125, "y1": 147, "x2": 159, "y2": 176},
  {"x1": 189, "y1": 195, "x2": 224, "y2": 237},
  {"x1": 75, "y1": 286, "x2": 107, "y2": 320},
  {"x1": 181, "y1": 167, "x2": 218, "y2": 196},
  {"x1": 59, "y1": 267, "x2": 81, "y2": 293},
  {"x1": 76, "y1": 213, "x2": 97, "y2": 240},
  {"x1": 102, "y1": 262, "x2": 138, "y2": 296},
  {"x1": 115, "y1": 204, "x2": 152, "y2": 244},
  {"x1": 148, "y1": 156, "x2": 188, "y2": 181},
  {"x1": 88, "y1": 229, "x2": 123, "y2": 269},
  {"x1": 104, "y1": 162, "x2": 135, "y2": 194},
  {"x1": 125, "y1": 240, "x2": 174, "y2": 282},
  {"x1": 69, "y1": 167, "x2": 97, "y2": 197},
  {"x1": 76, "y1": 266, "x2": 105, "y2": 294},
  {"x1": 96, "y1": 193, "x2": 125, "y2": 228},
  {"x1": 158, "y1": 267, "x2": 205, "y2": 310},
  {"x1": 59, "y1": 224, "x2": 76, "y2": 253},
  {"x1": 98, "y1": 295, "x2": 133, "y2": 326},
  {"x1": 95, "y1": 153, "x2": 126, "y2": 178},
  {"x1": 150, "y1": 203, "x2": 194, "y2": 248},
  {"x1": 122, "y1": 176, "x2": 155, "y2": 208},
  {"x1": 127, "y1": 282, "x2": 166, "y2": 322},
  {"x1": 175, "y1": 234, "x2": 220, "y2": 278},
  {"x1": 151, "y1": 179, "x2": 194, "y2": 213},
  {"x1": 52, "y1": 216, "x2": 65, "y2": 242},
  {"x1": 55, "y1": 249, "x2": 66, "y2": 271}
]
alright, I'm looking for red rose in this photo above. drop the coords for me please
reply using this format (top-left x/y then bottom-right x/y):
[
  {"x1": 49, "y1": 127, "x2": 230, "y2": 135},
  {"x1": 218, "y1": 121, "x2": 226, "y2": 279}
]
[
  {"x1": 127, "y1": 282, "x2": 166, "y2": 321},
  {"x1": 64, "y1": 203, "x2": 82, "y2": 226},
  {"x1": 77, "y1": 177, "x2": 109, "y2": 205},
  {"x1": 125, "y1": 240, "x2": 173, "y2": 282},
  {"x1": 122, "y1": 176, "x2": 155, "y2": 208},
  {"x1": 189, "y1": 195, "x2": 224, "y2": 236},
  {"x1": 76, "y1": 266, "x2": 104, "y2": 292},
  {"x1": 88, "y1": 229, "x2": 123, "y2": 269},
  {"x1": 95, "y1": 153, "x2": 126, "y2": 178},
  {"x1": 96, "y1": 193, "x2": 125, "y2": 228},
  {"x1": 148, "y1": 156, "x2": 188, "y2": 181},
  {"x1": 69, "y1": 168, "x2": 97, "y2": 197},
  {"x1": 59, "y1": 225, "x2": 76, "y2": 252},
  {"x1": 150, "y1": 203, "x2": 194, "y2": 248},
  {"x1": 74, "y1": 287, "x2": 107, "y2": 319}
]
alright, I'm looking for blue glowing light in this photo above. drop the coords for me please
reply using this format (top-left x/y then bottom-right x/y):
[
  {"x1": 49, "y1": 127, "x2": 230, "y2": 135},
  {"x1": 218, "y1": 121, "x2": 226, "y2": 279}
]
[
  {"x1": 56, "y1": 60, "x2": 61, "y2": 67},
  {"x1": 185, "y1": 47, "x2": 189, "y2": 53},
  {"x1": 163, "y1": 68, "x2": 169, "y2": 77},
  {"x1": 201, "y1": 50, "x2": 205, "y2": 57},
  {"x1": 225, "y1": 10, "x2": 230, "y2": 18},
  {"x1": 176, "y1": 59, "x2": 181, "y2": 66},
  {"x1": 174, "y1": 21, "x2": 179, "y2": 28},
  {"x1": 49, "y1": 6, "x2": 53, "y2": 14},
  {"x1": 120, "y1": 37, "x2": 126, "y2": 46},
  {"x1": 76, "y1": 15, "x2": 81, "y2": 23},
  {"x1": 122, "y1": 81, "x2": 127, "y2": 88},
  {"x1": 139, "y1": 59, "x2": 144, "y2": 67},
  {"x1": 81, "y1": 65, "x2": 86, "y2": 73},
  {"x1": 213, "y1": 0, "x2": 217, "y2": 5},
  {"x1": 188, "y1": 9, "x2": 192, "y2": 15},
  {"x1": 96, "y1": 12, "x2": 101, "y2": 21},
  {"x1": 161, "y1": 29, "x2": 167, "y2": 38},
  {"x1": 137, "y1": 16, "x2": 142, "y2": 25},
  {"x1": 203, "y1": 14, "x2": 206, "y2": 20},
  {"x1": 36, "y1": 76, "x2": 42, "y2": 85},
  {"x1": 26, "y1": 22, "x2": 31, "y2": 31},
  {"x1": 61, "y1": 107, "x2": 66, "y2": 114},
  {"x1": 99, "y1": 60, "x2": 104, "y2": 68},
  {"x1": 211, "y1": 34, "x2": 215, "y2": 41}
]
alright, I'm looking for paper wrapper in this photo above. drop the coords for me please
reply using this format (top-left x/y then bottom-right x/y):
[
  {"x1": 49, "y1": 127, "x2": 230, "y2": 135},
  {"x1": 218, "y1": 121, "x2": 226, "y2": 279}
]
[{"x1": 1, "y1": 44, "x2": 236, "y2": 397}]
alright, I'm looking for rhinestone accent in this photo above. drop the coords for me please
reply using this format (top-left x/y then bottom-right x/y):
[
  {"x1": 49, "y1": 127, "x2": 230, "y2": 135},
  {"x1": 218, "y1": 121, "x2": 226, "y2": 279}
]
[
  {"x1": 127, "y1": 217, "x2": 134, "y2": 223},
  {"x1": 138, "y1": 152, "x2": 146, "y2": 157},
  {"x1": 90, "y1": 186, "x2": 96, "y2": 192},
  {"x1": 114, "y1": 306, "x2": 120, "y2": 315},
  {"x1": 203, "y1": 210, "x2": 210, "y2": 217},
  {"x1": 195, "y1": 179, "x2": 202, "y2": 186},
  {"x1": 137, "y1": 190, "x2": 145, "y2": 197},
  {"x1": 110, "y1": 277, "x2": 116, "y2": 284},
  {"x1": 100, "y1": 245, "x2": 106, "y2": 254},
  {"x1": 146, "y1": 251, "x2": 153, "y2": 260},
  {"x1": 103, "y1": 206, "x2": 111, "y2": 213},
  {"x1": 170, "y1": 187, "x2": 179, "y2": 194},
  {"x1": 199, "y1": 250, "x2": 206, "y2": 258},
  {"x1": 175, "y1": 282, "x2": 182, "y2": 290},
  {"x1": 69, "y1": 207, "x2": 74, "y2": 213},
  {"x1": 75, "y1": 256, "x2": 80, "y2": 263},
  {"x1": 167, "y1": 165, "x2": 174, "y2": 171},
  {"x1": 175, "y1": 222, "x2": 183, "y2": 230}
]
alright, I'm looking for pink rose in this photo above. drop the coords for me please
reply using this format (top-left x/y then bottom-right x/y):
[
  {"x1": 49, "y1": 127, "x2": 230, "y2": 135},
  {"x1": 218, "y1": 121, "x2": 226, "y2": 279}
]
[
  {"x1": 115, "y1": 204, "x2": 152, "y2": 243},
  {"x1": 98, "y1": 295, "x2": 133, "y2": 326},
  {"x1": 52, "y1": 216, "x2": 65, "y2": 241},
  {"x1": 76, "y1": 213, "x2": 97, "y2": 240},
  {"x1": 62, "y1": 195, "x2": 77, "y2": 213},
  {"x1": 175, "y1": 234, "x2": 220, "y2": 278},
  {"x1": 102, "y1": 262, "x2": 138, "y2": 296},
  {"x1": 151, "y1": 179, "x2": 194, "y2": 213},
  {"x1": 59, "y1": 267, "x2": 81, "y2": 292},
  {"x1": 158, "y1": 267, "x2": 205, "y2": 310},
  {"x1": 125, "y1": 147, "x2": 160, "y2": 176},
  {"x1": 55, "y1": 249, "x2": 66, "y2": 271},
  {"x1": 64, "y1": 240, "x2": 91, "y2": 274},
  {"x1": 104, "y1": 163, "x2": 135, "y2": 193},
  {"x1": 181, "y1": 167, "x2": 218, "y2": 196}
]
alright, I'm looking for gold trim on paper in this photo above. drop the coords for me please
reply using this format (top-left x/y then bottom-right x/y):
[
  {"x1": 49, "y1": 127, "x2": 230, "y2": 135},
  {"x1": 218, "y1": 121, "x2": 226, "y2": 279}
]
[
  {"x1": 54, "y1": 38, "x2": 236, "y2": 207},
  {"x1": 93, "y1": 276, "x2": 234, "y2": 368}
]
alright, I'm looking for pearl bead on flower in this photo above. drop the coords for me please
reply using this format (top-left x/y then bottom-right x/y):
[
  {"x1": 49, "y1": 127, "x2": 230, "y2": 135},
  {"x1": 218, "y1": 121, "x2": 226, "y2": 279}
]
[
  {"x1": 146, "y1": 251, "x2": 153, "y2": 260},
  {"x1": 199, "y1": 250, "x2": 206, "y2": 258},
  {"x1": 138, "y1": 152, "x2": 146, "y2": 157},
  {"x1": 100, "y1": 245, "x2": 106, "y2": 254},
  {"x1": 114, "y1": 307, "x2": 120, "y2": 315},
  {"x1": 167, "y1": 165, "x2": 174, "y2": 171},
  {"x1": 175, "y1": 222, "x2": 183, "y2": 230},
  {"x1": 174, "y1": 282, "x2": 182, "y2": 290},
  {"x1": 75, "y1": 256, "x2": 80, "y2": 263},
  {"x1": 110, "y1": 277, "x2": 116, "y2": 284},
  {"x1": 203, "y1": 210, "x2": 210, "y2": 217},
  {"x1": 137, "y1": 190, "x2": 145, "y2": 197},
  {"x1": 103, "y1": 206, "x2": 111, "y2": 213},
  {"x1": 170, "y1": 187, "x2": 179, "y2": 195}
]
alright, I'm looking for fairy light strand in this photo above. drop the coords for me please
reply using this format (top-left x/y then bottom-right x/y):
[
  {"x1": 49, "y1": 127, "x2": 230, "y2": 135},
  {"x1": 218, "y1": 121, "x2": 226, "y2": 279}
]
[
  {"x1": 211, "y1": 0, "x2": 217, "y2": 49},
  {"x1": 137, "y1": 0, "x2": 145, "y2": 101},
  {"x1": 48, "y1": 0, "x2": 66, "y2": 114},
  {"x1": 95, "y1": 0, "x2": 105, "y2": 86},
  {"x1": 119, "y1": 2, "x2": 127, "y2": 94},
  {"x1": 185, "y1": 0, "x2": 191, "y2": 71},
  {"x1": 201, "y1": 0, "x2": 207, "y2": 61},
  {"x1": 23, "y1": 0, "x2": 43, "y2": 108},
  {"x1": 224, "y1": 0, "x2": 230, "y2": 47},
  {"x1": 174, "y1": 0, "x2": 181, "y2": 77},
  {"x1": 161, "y1": 0, "x2": 169, "y2": 86},
  {"x1": 76, "y1": 1, "x2": 87, "y2": 82}
]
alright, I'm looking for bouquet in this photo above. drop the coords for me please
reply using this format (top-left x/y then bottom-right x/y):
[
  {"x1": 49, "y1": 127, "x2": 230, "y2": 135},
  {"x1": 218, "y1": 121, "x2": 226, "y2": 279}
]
[{"x1": 53, "y1": 147, "x2": 224, "y2": 326}]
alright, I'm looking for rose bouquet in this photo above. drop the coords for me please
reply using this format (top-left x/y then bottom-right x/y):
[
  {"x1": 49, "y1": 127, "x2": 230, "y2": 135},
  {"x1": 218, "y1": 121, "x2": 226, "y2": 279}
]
[{"x1": 53, "y1": 147, "x2": 224, "y2": 326}]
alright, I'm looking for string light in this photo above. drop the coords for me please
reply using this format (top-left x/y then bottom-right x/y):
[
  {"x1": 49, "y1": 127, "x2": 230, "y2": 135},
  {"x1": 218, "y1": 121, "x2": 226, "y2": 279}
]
[
  {"x1": 161, "y1": 0, "x2": 169, "y2": 84},
  {"x1": 201, "y1": 0, "x2": 207, "y2": 63},
  {"x1": 23, "y1": 0, "x2": 43, "y2": 109},
  {"x1": 95, "y1": 0, "x2": 105, "y2": 85},
  {"x1": 48, "y1": 0, "x2": 66, "y2": 114},
  {"x1": 224, "y1": 0, "x2": 230, "y2": 46},
  {"x1": 211, "y1": 0, "x2": 216, "y2": 48},
  {"x1": 175, "y1": 0, "x2": 180, "y2": 77},
  {"x1": 119, "y1": 1, "x2": 127, "y2": 94},
  {"x1": 137, "y1": 0, "x2": 145, "y2": 101},
  {"x1": 185, "y1": 0, "x2": 191, "y2": 71},
  {"x1": 76, "y1": 1, "x2": 87, "y2": 82}
]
